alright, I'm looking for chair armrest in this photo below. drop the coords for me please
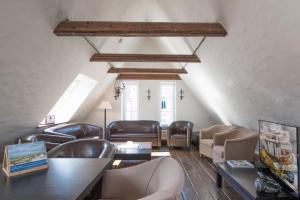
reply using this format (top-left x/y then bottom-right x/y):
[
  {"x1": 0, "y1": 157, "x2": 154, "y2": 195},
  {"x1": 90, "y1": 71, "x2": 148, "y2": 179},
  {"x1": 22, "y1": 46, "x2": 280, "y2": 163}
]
[
  {"x1": 224, "y1": 135, "x2": 259, "y2": 161},
  {"x1": 157, "y1": 126, "x2": 162, "y2": 147},
  {"x1": 106, "y1": 127, "x2": 112, "y2": 140},
  {"x1": 102, "y1": 164, "x2": 152, "y2": 199},
  {"x1": 83, "y1": 125, "x2": 103, "y2": 137},
  {"x1": 200, "y1": 126, "x2": 218, "y2": 139},
  {"x1": 213, "y1": 130, "x2": 237, "y2": 145},
  {"x1": 187, "y1": 128, "x2": 192, "y2": 147}
]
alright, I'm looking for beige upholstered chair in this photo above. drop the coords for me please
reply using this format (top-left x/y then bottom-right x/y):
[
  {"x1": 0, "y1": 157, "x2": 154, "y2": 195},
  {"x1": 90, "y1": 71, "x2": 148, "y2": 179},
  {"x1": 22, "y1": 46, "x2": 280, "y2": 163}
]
[
  {"x1": 212, "y1": 128, "x2": 259, "y2": 163},
  {"x1": 101, "y1": 157, "x2": 185, "y2": 200},
  {"x1": 199, "y1": 124, "x2": 235, "y2": 158}
]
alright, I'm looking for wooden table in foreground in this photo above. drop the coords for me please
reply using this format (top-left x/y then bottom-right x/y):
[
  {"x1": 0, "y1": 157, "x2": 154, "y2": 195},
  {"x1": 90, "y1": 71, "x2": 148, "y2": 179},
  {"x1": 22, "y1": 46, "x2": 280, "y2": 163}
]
[
  {"x1": 216, "y1": 163, "x2": 297, "y2": 200},
  {"x1": 0, "y1": 158, "x2": 113, "y2": 200},
  {"x1": 113, "y1": 142, "x2": 152, "y2": 161}
]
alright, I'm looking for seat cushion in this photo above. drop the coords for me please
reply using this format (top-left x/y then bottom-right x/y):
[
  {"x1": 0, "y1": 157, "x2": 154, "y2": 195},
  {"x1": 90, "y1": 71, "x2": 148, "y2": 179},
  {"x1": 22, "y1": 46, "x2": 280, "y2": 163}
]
[
  {"x1": 213, "y1": 145, "x2": 224, "y2": 158},
  {"x1": 200, "y1": 139, "x2": 213, "y2": 147},
  {"x1": 110, "y1": 133, "x2": 157, "y2": 138},
  {"x1": 170, "y1": 134, "x2": 187, "y2": 139}
]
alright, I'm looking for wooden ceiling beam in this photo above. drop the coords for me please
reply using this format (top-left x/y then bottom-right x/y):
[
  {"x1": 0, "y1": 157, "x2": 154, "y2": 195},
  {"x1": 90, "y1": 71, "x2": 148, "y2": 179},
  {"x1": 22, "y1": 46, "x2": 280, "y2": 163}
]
[
  {"x1": 90, "y1": 53, "x2": 200, "y2": 63},
  {"x1": 108, "y1": 67, "x2": 187, "y2": 74},
  {"x1": 54, "y1": 21, "x2": 227, "y2": 37},
  {"x1": 117, "y1": 74, "x2": 181, "y2": 80}
]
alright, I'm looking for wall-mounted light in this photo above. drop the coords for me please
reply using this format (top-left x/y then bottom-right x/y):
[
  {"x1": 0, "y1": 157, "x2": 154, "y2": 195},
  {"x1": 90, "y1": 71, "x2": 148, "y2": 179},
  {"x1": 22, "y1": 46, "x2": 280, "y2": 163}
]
[
  {"x1": 147, "y1": 89, "x2": 151, "y2": 100},
  {"x1": 113, "y1": 79, "x2": 125, "y2": 100},
  {"x1": 179, "y1": 89, "x2": 184, "y2": 100}
]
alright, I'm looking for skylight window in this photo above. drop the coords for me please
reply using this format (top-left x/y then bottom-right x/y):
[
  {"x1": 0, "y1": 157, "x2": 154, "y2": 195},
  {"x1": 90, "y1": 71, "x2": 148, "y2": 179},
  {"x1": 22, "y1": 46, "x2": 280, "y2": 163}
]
[{"x1": 40, "y1": 74, "x2": 98, "y2": 125}]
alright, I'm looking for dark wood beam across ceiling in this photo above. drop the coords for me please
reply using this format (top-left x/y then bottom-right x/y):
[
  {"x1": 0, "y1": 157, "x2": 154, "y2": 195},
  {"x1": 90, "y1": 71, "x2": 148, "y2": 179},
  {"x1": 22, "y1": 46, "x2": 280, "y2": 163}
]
[
  {"x1": 117, "y1": 74, "x2": 181, "y2": 80},
  {"x1": 54, "y1": 21, "x2": 227, "y2": 37},
  {"x1": 108, "y1": 67, "x2": 187, "y2": 74},
  {"x1": 90, "y1": 53, "x2": 200, "y2": 63}
]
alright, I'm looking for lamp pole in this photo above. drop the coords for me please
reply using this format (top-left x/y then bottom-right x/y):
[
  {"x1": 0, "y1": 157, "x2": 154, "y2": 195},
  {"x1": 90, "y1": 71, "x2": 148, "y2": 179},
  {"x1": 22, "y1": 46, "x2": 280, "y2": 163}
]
[
  {"x1": 99, "y1": 101, "x2": 112, "y2": 140},
  {"x1": 103, "y1": 108, "x2": 107, "y2": 140}
]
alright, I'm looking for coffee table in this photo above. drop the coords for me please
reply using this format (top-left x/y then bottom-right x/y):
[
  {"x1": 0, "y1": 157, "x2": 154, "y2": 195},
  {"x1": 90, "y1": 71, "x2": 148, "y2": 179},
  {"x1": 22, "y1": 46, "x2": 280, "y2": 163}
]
[
  {"x1": 216, "y1": 162, "x2": 297, "y2": 200},
  {"x1": 113, "y1": 142, "x2": 152, "y2": 161}
]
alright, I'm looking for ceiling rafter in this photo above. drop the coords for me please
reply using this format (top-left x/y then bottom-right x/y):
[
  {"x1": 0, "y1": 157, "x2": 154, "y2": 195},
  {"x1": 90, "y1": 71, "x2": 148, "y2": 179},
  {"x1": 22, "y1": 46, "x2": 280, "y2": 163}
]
[
  {"x1": 54, "y1": 21, "x2": 227, "y2": 37},
  {"x1": 108, "y1": 67, "x2": 187, "y2": 74},
  {"x1": 90, "y1": 53, "x2": 200, "y2": 63},
  {"x1": 117, "y1": 74, "x2": 181, "y2": 80}
]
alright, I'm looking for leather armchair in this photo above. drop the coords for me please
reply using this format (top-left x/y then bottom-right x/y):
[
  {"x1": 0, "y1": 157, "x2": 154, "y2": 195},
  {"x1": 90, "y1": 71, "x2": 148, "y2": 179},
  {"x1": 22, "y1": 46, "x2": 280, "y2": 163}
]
[
  {"x1": 167, "y1": 121, "x2": 193, "y2": 149},
  {"x1": 199, "y1": 124, "x2": 235, "y2": 158},
  {"x1": 17, "y1": 134, "x2": 75, "y2": 151},
  {"x1": 212, "y1": 128, "x2": 259, "y2": 163},
  {"x1": 44, "y1": 123, "x2": 103, "y2": 139},
  {"x1": 107, "y1": 120, "x2": 161, "y2": 147},
  {"x1": 101, "y1": 157, "x2": 185, "y2": 200},
  {"x1": 47, "y1": 139, "x2": 115, "y2": 159}
]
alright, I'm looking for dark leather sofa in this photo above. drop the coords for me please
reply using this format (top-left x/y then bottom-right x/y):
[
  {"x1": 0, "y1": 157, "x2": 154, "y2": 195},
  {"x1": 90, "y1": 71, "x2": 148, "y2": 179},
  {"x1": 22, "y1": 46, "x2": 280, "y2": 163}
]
[
  {"x1": 17, "y1": 123, "x2": 103, "y2": 151},
  {"x1": 44, "y1": 123, "x2": 103, "y2": 139},
  {"x1": 17, "y1": 134, "x2": 75, "y2": 151},
  {"x1": 107, "y1": 120, "x2": 161, "y2": 147},
  {"x1": 47, "y1": 139, "x2": 115, "y2": 159}
]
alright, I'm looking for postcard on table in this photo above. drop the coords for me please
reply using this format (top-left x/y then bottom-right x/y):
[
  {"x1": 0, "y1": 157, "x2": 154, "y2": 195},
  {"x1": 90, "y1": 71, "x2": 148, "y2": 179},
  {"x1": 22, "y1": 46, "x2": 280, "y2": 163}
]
[{"x1": 2, "y1": 141, "x2": 48, "y2": 177}]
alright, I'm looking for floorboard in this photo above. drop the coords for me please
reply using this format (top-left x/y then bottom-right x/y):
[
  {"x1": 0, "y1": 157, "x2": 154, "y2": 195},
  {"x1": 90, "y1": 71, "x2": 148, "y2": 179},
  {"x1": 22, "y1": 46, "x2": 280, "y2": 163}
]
[{"x1": 115, "y1": 145, "x2": 243, "y2": 200}]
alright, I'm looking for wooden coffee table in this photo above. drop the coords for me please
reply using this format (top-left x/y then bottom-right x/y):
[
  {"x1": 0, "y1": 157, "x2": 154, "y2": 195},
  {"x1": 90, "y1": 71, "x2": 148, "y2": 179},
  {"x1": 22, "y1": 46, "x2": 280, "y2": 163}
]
[
  {"x1": 216, "y1": 163, "x2": 297, "y2": 200},
  {"x1": 113, "y1": 142, "x2": 152, "y2": 161}
]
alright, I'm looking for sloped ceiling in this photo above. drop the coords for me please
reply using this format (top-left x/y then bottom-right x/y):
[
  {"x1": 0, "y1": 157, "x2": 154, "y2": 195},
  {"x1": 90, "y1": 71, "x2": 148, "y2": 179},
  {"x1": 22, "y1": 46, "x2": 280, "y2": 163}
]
[
  {"x1": 1, "y1": 0, "x2": 300, "y2": 154},
  {"x1": 155, "y1": 0, "x2": 300, "y2": 129}
]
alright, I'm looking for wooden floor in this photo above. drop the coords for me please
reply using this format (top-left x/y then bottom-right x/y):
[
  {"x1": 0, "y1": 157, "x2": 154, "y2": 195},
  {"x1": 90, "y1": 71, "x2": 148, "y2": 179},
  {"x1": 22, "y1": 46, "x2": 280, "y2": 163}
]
[{"x1": 116, "y1": 145, "x2": 243, "y2": 200}]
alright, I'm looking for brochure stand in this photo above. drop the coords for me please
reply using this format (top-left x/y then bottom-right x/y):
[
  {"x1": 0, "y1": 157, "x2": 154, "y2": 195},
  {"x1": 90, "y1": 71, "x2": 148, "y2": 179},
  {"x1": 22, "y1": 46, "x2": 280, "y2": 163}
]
[{"x1": 2, "y1": 141, "x2": 48, "y2": 177}]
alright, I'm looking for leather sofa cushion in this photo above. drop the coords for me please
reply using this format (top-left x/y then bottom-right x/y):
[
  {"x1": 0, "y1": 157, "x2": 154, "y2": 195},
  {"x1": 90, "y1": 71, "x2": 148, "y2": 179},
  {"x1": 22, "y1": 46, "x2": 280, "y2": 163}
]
[
  {"x1": 110, "y1": 133, "x2": 157, "y2": 138},
  {"x1": 108, "y1": 120, "x2": 159, "y2": 134},
  {"x1": 44, "y1": 123, "x2": 102, "y2": 139},
  {"x1": 170, "y1": 134, "x2": 187, "y2": 139},
  {"x1": 55, "y1": 125, "x2": 83, "y2": 138},
  {"x1": 200, "y1": 139, "x2": 213, "y2": 147},
  {"x1": 213, "y1": 145, "x2": 224, "y2": 158}
]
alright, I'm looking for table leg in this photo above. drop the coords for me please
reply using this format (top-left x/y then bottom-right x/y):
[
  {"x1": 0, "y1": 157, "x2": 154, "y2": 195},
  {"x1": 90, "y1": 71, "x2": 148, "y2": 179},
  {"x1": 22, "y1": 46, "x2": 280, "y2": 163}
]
[
  {"x1": 89, "y1": 177, "x2": 102, "y2": 200},
  {"x1": 216, "y1": 172, "x2": 222, "y2": 187}
]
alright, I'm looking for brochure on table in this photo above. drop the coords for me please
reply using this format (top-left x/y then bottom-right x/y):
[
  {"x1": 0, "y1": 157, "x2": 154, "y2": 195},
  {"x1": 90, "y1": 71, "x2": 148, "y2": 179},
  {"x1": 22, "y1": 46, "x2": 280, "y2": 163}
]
[{"x1": 2, "y1": 141, "x2": 48, "y2": 177}]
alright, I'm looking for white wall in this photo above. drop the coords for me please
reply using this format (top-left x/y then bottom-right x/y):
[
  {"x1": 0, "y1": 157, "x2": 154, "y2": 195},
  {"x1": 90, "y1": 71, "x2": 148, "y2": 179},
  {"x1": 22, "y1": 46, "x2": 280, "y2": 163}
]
[
  {"x1": 155, "y1": 0, "x2": 300, "y2": 130},
  {"x1": 0, "y1": 0, "x2": 156, "y2": 157},
  {"x1": 85, "y1": 80, "x2": 215, "y2": 131}
]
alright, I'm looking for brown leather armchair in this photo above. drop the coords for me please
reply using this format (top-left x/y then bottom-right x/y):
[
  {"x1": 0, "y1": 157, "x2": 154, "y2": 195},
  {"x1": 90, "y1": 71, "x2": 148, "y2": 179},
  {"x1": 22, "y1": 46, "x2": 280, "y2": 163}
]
[
  {"x1": 167, "y1": 121, "x2": 193, "y2": 149},
  {"x1": 47, "y1": 139, "x2": 115, "y2": 159},
  {"x1": 107, "y1": 120, "x2": 161, "y2": 147},
  {"x1": 17, "y1": 134, "x2": 76, "y2": 151},
  {"x1": 44, "y1": 123, "x2": 103, "y2": 139}
]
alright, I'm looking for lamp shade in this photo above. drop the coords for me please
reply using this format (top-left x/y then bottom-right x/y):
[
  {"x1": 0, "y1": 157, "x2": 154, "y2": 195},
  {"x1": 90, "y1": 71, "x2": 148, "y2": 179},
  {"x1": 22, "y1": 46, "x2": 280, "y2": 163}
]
[{"x1": 99, "y1": 101, "x2": 112, "y2": 109}]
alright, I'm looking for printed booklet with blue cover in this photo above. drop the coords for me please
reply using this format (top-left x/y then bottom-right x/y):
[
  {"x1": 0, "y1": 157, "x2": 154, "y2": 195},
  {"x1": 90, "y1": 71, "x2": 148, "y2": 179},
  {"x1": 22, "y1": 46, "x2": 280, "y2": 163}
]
[
  {"x1": 2, "y1": 141, "x2": 48, "y2": 177},
  {"x1": 226, "y1": 160, "x2": 255, "y2": 168}
]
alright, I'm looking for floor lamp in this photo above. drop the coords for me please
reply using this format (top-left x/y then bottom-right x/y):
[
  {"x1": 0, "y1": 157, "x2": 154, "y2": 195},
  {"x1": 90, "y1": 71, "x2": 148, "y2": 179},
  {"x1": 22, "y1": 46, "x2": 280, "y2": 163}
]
[{"x1": 99, "y1": 101, "x2": 112, "y2": 140}]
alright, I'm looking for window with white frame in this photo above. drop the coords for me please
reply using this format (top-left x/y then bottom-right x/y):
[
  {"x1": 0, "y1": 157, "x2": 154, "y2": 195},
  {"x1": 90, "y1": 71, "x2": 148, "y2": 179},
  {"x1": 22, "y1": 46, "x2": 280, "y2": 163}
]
[
  {"x1": 122, "y1": 82, "x2": 139, "y2": 120},
  {"x1": 160, "y1": 82, "x2": 176, "y2": 125},
  {"x1": 40, "y1": 74, "x2": 98, "y2": 125}
]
